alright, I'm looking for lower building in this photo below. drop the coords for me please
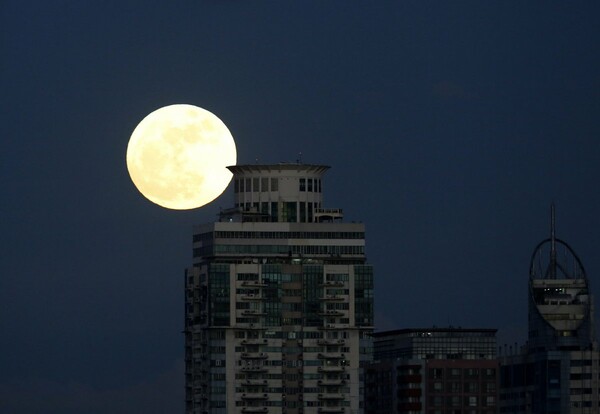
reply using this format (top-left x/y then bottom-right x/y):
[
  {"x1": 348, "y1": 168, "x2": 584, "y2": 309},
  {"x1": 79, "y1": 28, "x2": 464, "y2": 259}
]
[
  {"x1": 500, "y1": 350, "x2": 599, "y2": 413},
  {"x1": 365, "y1": 328, "x2": 499, "y2": 414}
]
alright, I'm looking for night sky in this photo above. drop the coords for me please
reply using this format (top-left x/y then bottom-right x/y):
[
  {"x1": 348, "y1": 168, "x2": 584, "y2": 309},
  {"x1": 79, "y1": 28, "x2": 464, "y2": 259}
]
[{"x1": 2, "y1": 2, "x2": 600, "y2": 413}]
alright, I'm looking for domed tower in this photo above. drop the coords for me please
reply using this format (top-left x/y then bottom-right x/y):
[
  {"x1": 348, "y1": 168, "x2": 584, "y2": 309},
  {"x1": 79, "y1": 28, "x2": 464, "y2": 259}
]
[{"x1": 528, "y1": 206, "x2": 595, "y2": 352}]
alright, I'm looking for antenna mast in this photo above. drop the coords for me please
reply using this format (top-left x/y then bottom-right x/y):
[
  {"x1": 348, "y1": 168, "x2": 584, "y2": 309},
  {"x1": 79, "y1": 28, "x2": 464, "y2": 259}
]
[{"x1": 550, "y1": 203, "x2": 557, "y2": 279}]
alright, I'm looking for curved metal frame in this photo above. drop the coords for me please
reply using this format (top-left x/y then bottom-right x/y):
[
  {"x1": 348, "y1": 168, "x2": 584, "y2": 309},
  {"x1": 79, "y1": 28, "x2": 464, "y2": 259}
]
[{"x1": 529, "y1": 238, "x2": 587, "y2": 281}]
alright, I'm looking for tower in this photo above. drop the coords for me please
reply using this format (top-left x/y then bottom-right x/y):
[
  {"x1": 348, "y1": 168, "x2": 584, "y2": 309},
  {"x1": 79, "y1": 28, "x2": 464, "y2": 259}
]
[
  {"x1": 500, "y1": 206, "x2": 599, "y2": 413},
  {"x1": 184, "y1": 163, "x2": 374, "y2": 414},
  {"x1": 527, "y1": 206, "x2": 594, "y2": 352}
]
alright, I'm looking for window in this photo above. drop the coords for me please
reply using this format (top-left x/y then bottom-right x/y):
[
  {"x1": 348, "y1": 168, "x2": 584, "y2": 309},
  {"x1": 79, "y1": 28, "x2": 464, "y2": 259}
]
[
  {"x1": 484, "y1": 368, "x2": 496, "y2": 377},
  {"x1": 299, "y1": 178, "x2": 306, "y2": 191},
  {"x1": 466, "y1": 368, "x2": 479, "y2": 377},
  {"x1": 466, "y1": 382, "x2": 479, "y2": 393},
  {"x1": 447, "y1": 396, "x2": 461, "y2": 407},
  {"x1": 448, "y1": 368, "x2": 461, "y2": 377},
  {"x1": 429, "y1": 396, "x2": 443, "y2": 407},
  {"x1": 448, "y1": 382, "x2": 461, "y2": 393},
  {"x1": 430, "y1": 368, "x2": 444, "y2": 379},
  {"x1": 271, "y1": 178, "x2": 278, "y2": 191}
]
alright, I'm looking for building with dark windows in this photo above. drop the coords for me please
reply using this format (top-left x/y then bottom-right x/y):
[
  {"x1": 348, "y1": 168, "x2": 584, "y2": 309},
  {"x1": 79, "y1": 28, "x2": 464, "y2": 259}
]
[
  {"x1": 499, "y1": 208, "x2": 600, "y2": 413},
  {"x1": 184, "y1": 163, "x2": 374, "y2": 414},
  {"x1": 365, "y1": 328, "x2": 499, "y2": 414}
]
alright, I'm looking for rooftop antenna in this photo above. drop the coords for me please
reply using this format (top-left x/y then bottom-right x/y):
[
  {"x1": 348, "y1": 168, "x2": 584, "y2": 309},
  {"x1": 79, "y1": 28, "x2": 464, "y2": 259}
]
[
  {"x1": 550, "y1": 203, "x2": 557, "y2": 279},
  {"x1": 296, "y1": 152, "x2": 302, "y2": 164}
]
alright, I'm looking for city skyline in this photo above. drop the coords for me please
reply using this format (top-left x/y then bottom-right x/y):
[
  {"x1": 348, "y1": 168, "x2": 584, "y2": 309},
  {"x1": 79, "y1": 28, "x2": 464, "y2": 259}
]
[{"x1": 2, "y1": 2, "x2": 600, "y2": 413}]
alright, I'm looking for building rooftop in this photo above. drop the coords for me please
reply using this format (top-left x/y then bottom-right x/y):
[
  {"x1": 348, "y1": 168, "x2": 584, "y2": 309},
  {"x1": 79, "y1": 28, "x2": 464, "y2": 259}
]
[
  {"x1": 372, "y1": 327, "x2": 498, "y2": 338},
  {"x1": 227, "y1": 163, "x2": 330, "y2": 174}
]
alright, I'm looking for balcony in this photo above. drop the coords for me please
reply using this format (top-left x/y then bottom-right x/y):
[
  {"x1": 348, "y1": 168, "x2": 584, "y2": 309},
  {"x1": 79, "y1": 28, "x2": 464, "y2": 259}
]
[
  {"x1": 318, "y1": 339, "x2": 346, "y2": 346},
  {"x1": 242, "y1": 407, "x2": 268, "y2": 413},
  {"x1": 240, "y1": 294, "x2": 264, "y2": 301},
  {"x1": 318, "y1": 379, "x2": 346, "y2": 387},
  {"x1": 241, "y1": 352, "x2": 268, "y2": 359},
  {"x1": 242, "y1": 339, "x2": 268, "y2": 345},
  {"x1": 318, "y1": 353, "x2": 346, "y2": 360},
  {"x1": 242, "y1": 393, "x2": 269, "y2": 400},
  {"x1": 319, "y1": 393, "x2": 345, "y2": 400},
  {"x1": 318, "y1": 407, "x2": 345, "y2": 413},
  {"x1": 318, "y1": 310, "x2": 345, "y2": 317},
  {"x1": 314, "y1": 208, "x2": 344, "y2": 223},
  {"x1": 242, "y1": 310, "x2": 267, "y2": 316},
  {"x1": 319, "y1": 295, "x2": 345, "y2": 301},
  {"x1": 320, "y1": 324, "x2": 348, "y2": 330},
  {"x1": 193, "y1": 394, "x2": 208, "y2": 403},
  {"x1": 243, "y1": 379, "x2": 268, "y2": 386},
  {"x1": 319, "y1": 281, "x2": 345, "y2": 288},
  {"x1": 241, "y1": 366, "x2": 268, "y2": 373},
  {"x1": 242, "y1": 281, "x2": 268, "y2": 288},
  {"x1": 318, "y1": 366, "x2": 345, "y2": 373}
]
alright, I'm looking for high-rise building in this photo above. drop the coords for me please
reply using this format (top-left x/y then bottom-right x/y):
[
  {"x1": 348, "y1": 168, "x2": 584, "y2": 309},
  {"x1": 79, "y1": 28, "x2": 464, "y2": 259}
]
[
  {"x1": 365, "y1": 328, "x2": 499, "y2": 414},
  {"x1": 184, "y1": 163, "x2": 374, "y2": 414},
  {"x1": 499, "y1": 207, "x2": 600, "y2": 413}
]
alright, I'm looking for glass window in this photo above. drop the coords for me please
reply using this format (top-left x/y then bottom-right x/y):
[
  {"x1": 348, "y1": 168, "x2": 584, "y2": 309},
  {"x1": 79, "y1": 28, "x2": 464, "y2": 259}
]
[
  {"x1": 430, "y1": 368, "x2": 444, "y2": 379},
  {"x1": 300, "y1": 202, "x2": 306, "y2": 222},
  {"x1": 271, "y1": 178, "x2": 278, "y2": 191}
]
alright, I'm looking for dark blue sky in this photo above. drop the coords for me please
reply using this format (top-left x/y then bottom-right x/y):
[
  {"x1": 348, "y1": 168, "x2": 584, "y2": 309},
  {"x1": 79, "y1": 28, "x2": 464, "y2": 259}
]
[{"x1": 2, "y1": 2, "x2": 600, "y2": 413}]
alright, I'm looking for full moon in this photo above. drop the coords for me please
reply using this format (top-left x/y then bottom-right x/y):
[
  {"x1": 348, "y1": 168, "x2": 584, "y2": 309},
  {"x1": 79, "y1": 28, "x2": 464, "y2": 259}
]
[{"x1": 126, "y1": 104, "x2": 237, "y2": 210}]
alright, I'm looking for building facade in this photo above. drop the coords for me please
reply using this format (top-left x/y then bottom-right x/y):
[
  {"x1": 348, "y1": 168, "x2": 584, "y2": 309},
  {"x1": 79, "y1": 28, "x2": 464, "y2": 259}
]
[
  {"x1": 184, "y1": 164, "x2": 374, "y2": 414},
  {"x1": 499, "y1": 209, "x2": 600, "y2": 413},
  {"x1": 365, "y1": 328, "x2": 499, "y2": 414}
]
